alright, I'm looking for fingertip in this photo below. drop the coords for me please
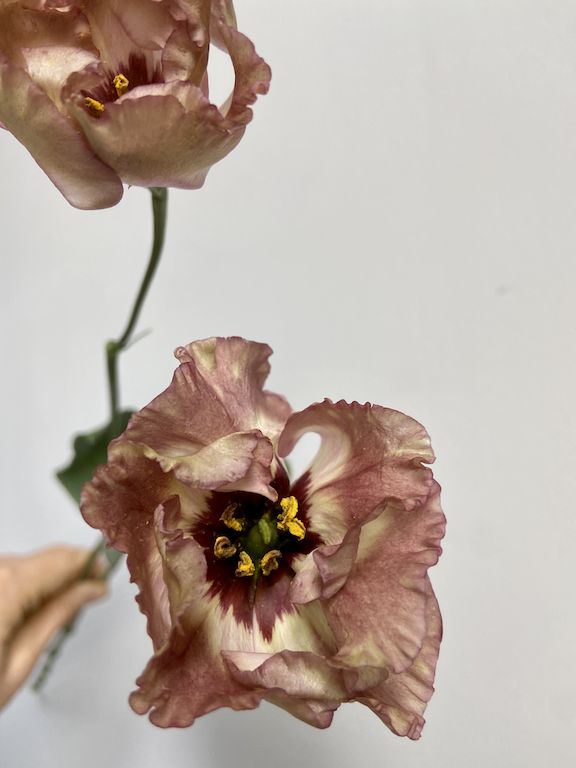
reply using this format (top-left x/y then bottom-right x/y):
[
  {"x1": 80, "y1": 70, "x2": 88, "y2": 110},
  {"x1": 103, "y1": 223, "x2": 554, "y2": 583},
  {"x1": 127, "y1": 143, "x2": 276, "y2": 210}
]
[
  {"x1": 35, "y1": 544, "x2": 90, "y2": 569},
  {"x1": 71, "y1": 579, "x2": 109, "y2": 605}
]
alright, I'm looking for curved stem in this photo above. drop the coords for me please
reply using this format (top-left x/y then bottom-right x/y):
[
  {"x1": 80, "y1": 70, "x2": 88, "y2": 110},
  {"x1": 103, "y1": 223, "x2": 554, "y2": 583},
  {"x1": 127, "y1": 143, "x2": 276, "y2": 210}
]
[
  {"x1": 107, "y1": 187, "x2": 168, "y2": 428},
  {"x1": 32, "y1": 188, "x2": 168, "y2": 692}
]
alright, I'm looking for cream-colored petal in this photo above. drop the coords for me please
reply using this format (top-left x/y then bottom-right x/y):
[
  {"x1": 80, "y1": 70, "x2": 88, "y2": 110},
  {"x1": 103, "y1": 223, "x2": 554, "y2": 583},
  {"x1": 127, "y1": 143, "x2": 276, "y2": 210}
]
[
  {"x1": 141, "y1": 430, "x2": 276, "y2": 499},
  {"x1": 23, "y1": 46, "x2": 98, "y2": 108},
  {"x1": 224, "y1": 650, "x2": 346, "y2": 728},
  {"x1": 0, "y1": 3, "x2": 94, "y2": 68}
]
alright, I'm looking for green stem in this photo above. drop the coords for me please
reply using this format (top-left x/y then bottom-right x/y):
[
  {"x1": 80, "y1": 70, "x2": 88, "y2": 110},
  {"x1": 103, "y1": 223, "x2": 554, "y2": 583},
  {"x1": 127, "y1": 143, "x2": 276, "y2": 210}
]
[
  {"x1": 107, "y1": 187, "x2": 168, "y2": 428},
  {"x1": 32, "y1": 188, "x2": 168, "y2": 692}
]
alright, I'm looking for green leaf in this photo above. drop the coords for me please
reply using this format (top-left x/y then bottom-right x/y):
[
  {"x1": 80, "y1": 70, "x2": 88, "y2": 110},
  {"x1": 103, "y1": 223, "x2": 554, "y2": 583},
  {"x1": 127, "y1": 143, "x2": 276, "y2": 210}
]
[{"x1": 56, "y1": 410, "x2": 134, "y2": 503}]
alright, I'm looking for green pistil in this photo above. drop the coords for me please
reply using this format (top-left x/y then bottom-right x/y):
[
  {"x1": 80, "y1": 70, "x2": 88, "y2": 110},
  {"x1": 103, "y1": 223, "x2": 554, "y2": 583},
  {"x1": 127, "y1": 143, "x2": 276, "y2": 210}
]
[{"x1": 242, "y1": 512, "x2": 279, "y2": 562}]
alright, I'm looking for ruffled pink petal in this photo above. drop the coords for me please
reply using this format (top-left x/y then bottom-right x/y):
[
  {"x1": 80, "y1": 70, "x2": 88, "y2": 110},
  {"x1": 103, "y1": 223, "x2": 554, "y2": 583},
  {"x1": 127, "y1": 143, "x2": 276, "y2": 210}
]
[
  {"x1": 358, "y1": 582, "x2": 443, "y2": 739},
  {"x1": 162, "y1": 20, "x2": 208, "y2": 84},
  {"x1": 289, "y1": 525, "x2": 361, "y2": 604},
  {"x1": 0, "y1": 58, "x2": 123, "y2": 208},
  {"x1": 326, "y1": 482, "x2": 445, "y2": 673},
  {"x1": 224, "y1": 650, "x2": 346, "y2": 729},
  {"x1": 67, "y1": 80, "x2": 246, "y2": 189},
  {"x1": 108, "y1": 338, "x2": 289, "y2": 498},
  {"x1": 81, "y1": 443, "x2": 208, "y2": 648},
  {"x1": 141, "y1": 429, "x2": 275, "y2": 499},
  {"x1": 106, "y1": 0, "x2": 179, "y2": 51},
  {"x1": 131, "y1": 520, "x2": 263, "y2": 726},
  {"x1": 174, "y1": 337, "x2": 292, "y2": 441},
  {"x1": 280, "y1": 400, "x2": 436, "y2": 540},
  {"x1": 0, "y1": 3, "x2": 94, "y2": 68},
  {"x1": 263, "y1": 693, "x2": 337, "y2": 729},
  {"x1": 121, "y1": 337, "x2": 288, "y2": 453},
  {"x1": 211, "y1": 16, "x2": 271, "y2": 126},
  {"x1": 210, "y1": 0, "x2": 237, "y2": 29},
  {"x1": 130, "y1": 620, "x2": 263, "y2": 727},
  {"x1": 81, "y1": 0, "x2": 152, "y2": 69}
]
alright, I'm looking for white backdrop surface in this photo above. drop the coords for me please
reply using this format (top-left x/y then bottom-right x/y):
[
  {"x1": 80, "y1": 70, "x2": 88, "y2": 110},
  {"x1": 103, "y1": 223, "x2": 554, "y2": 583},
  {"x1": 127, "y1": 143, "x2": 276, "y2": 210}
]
[{"x1": 1, "y1": 1, "x2": 575, "y2": 766}]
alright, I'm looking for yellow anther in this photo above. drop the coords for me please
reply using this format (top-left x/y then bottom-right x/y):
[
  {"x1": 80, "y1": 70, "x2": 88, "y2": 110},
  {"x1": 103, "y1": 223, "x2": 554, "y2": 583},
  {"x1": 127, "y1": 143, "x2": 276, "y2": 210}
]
[
  {"x1": 280, "y1": 496, "x2": 298, "y2": 520},
  {"x1": 214, "y1": 536, "x2": 237, "y2": 559},
  {"x1": 277, "y1": 496, "x2": 306, "y2": 540},
  {"x1": 286, "y1": 517, "x2": 306, "y2": 540},
  {"x1": 221, "y1": 502, "x2": 245, "y2": 532},
  {"x1": 113, "y1": 73, "x2": 129, "y2": 97},
  {"x1": 260, "y1": 549, "x2": 282, "y2": 576},
  {"x1": 235, "y1": 551, "x2": 255, "y2": 578},
  {"x1": 84, "y1": 96, "x2": 105, "y2": 115},
  {"x1": 220, "y1": 501, "x2": 246, "y2": 531}
]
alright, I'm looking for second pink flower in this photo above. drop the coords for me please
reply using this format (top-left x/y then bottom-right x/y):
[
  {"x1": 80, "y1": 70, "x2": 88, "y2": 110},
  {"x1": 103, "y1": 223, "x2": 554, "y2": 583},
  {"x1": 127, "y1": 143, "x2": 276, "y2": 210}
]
[{"x1": 82, "y1": 337, "x2": 445, "y2": 738}]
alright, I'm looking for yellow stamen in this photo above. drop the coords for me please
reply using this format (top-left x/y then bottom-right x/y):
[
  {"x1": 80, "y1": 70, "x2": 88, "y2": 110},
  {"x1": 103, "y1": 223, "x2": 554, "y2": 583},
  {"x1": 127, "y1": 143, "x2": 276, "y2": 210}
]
[
  {"x1": 221, "y1": 502, "x2": 245, "y2": 532},
  {"x1": 280, "y1": 496, "x2": 298, "y2": 519},
  {"x1": 113, "y1": 73, "x2": 129, "y2": 97},
  {"x1": 260, "y1": 549, "x2": 282, "y2": 576},
  {"x1": 214, "y1": 536, "x2": 237, "y2": 559},
  {"x1": 286, "y1": 517, "x2": 306, "y2": 540},
  {"x1": 277, "y1": 496, "x2": 306, "y2": 540},
  {"x1": 235, "y1": 551, "x2": 255, "y2": 577},
  {"x1": 84, "y1": 96, "x2": 105, "y2": 115}
]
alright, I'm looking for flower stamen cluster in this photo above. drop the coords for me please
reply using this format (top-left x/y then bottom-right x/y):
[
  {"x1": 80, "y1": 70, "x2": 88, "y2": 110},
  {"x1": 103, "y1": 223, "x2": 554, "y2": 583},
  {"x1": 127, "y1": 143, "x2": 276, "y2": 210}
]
[
  {"x1": 216, "y1": 495, "x2": 306, "y2": 582},
  {"x1": 84, "y1": 72, "x2": 131, "y2": 116}
]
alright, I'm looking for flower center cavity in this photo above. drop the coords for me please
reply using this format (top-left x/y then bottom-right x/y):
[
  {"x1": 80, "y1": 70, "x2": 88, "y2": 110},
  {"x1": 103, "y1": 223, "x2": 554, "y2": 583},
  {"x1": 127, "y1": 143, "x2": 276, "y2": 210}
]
[
  {"x1": 82, "y1": 54, "x2": 164, "y2": 117},
  {"x1": 213, "y1": 496, "x2": 306, "y2": 581},
  {"x1": 84, "y1": 72, "x2": 129, "y2": 115},
  {"x1": 192, "y1": 472, "x2": 320, "y2": 636}
]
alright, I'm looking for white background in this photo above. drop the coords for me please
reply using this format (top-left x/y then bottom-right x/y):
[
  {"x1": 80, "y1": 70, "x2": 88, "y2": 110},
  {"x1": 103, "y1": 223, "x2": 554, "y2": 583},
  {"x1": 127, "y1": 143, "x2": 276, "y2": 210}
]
[{"x1": 1, "y1": 0, "x2": 575, "y2": 765}]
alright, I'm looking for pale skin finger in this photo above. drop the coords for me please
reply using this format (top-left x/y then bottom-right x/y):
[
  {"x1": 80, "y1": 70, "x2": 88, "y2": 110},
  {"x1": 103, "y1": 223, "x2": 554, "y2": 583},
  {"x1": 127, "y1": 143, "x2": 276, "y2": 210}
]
[
  {"x1": 0, "y1": 547, "x2": 108, "y2": 710},
  {"x1": 0, "y1": 546, "x2": 99, "y2": 634},
  {"x1": 0, "y1": 580, "x2": 106, "y2": 709}
]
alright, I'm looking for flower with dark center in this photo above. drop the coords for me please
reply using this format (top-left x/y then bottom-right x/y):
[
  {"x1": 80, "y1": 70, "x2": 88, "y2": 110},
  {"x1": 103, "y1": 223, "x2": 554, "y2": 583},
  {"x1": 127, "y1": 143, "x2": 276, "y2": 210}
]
[
  {"x1": 0, "y1": 0, "x2": 270, "y2": 208},
  {"x1": 82, "y1": 337, "x2": 445, "y2": 737}
]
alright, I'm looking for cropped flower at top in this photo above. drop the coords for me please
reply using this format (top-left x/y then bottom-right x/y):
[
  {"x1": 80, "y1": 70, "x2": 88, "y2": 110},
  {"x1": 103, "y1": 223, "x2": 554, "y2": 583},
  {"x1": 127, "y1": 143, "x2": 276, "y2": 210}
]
[
  {"x1": 81, "y1": 337, "x2": 446, "y2": 737},
  {"x1": 0, "y1": 0, "x2": 270, "y2": 208}
]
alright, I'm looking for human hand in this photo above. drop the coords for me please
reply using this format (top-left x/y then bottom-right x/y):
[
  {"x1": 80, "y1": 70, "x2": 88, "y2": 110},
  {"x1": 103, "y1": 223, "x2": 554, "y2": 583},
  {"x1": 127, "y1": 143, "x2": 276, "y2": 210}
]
[{"x1": 0, "y1": 546, "x2": 107, "y2": 710}]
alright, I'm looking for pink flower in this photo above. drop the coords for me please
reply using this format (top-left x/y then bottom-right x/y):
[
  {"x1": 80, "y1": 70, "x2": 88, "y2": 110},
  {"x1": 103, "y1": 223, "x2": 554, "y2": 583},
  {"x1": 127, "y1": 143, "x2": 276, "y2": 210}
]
[
  {"x1": 0, "y1": 0, "x2": 270, "y2": 209},
  {"x1": 81, "y1": 337, "x2": 445, "y2": 737}
]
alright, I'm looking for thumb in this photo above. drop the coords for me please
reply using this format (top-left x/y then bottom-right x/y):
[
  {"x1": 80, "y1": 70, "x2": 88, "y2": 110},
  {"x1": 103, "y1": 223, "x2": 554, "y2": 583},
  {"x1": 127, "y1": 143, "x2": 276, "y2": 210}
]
[{"x1": 0, "y1": 580, "x2": 107, "y2": 709}]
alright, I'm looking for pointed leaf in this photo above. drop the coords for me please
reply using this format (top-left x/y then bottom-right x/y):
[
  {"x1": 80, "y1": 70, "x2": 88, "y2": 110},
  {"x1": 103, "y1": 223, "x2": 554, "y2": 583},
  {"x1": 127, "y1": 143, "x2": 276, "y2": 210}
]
[{"x1": 56, "y1": 410, "x2": 134, "y2": 503}]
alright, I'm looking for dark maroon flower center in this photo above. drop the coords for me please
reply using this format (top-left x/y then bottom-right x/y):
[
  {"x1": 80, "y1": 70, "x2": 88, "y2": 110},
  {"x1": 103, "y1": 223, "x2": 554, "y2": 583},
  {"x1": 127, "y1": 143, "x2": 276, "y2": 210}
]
[
  {"x1": 83, "y1": 53, "x2": 163, "y2": 115},
  {"x1": 191, "y1": 470, "x2": 320, "y2": 640}
]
